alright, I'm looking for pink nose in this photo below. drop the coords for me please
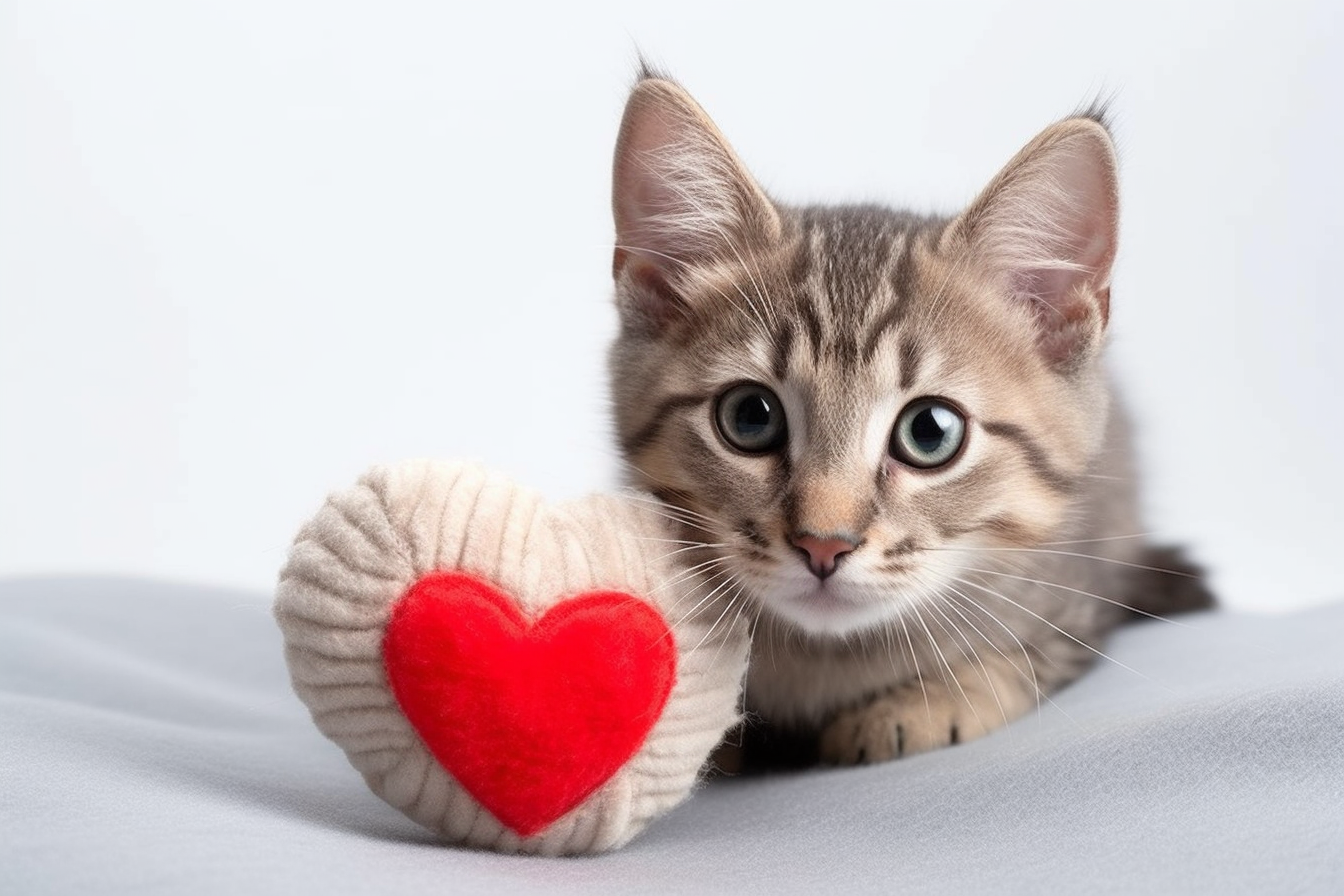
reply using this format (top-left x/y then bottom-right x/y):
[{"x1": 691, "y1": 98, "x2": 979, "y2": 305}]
[{"x1": 790, "y1": 533, "x2": 858, "y2": 579}]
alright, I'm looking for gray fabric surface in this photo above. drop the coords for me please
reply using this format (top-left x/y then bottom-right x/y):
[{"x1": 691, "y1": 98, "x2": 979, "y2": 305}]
[{"x1": 3, "y1": 576, "x2": 1342, "y2": 894}]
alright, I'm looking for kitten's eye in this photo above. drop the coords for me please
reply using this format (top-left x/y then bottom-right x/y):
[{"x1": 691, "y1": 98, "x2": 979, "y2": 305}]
[
  {"x1": 715, "y1": 383, "x2": 787, "y2": 453},
  {"x1": 890, "y1": 399, "x2": 966, "y2": 468}
]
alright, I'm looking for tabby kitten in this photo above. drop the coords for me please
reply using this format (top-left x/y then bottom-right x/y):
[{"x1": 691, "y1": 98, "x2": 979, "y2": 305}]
[{"x1": 607, "y1": 73, "x2": 1211, "y2": 766}]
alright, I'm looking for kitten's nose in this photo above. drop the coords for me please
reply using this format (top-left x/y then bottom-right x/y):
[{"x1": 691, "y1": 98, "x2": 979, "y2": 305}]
[{"x1": 790, "y1": 533, "x2": 858, "y2": 579}]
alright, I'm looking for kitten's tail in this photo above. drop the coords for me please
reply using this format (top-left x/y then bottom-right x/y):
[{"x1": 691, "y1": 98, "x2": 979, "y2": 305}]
[{"x1": 1126, "y1": 545, "x2": 1217, "y2": 617}]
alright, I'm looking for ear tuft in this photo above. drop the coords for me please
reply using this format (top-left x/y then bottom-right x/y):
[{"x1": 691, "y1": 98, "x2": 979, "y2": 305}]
[
  {"x1": 632, "y1": 54, "x2": 673, "y2": 86},
  {"x1": 949, "y1": 117, "x2": 1120, "y2": 369}
]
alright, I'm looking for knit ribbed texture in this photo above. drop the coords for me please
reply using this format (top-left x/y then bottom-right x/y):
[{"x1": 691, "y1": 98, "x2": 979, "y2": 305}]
[{"x1": 274, "y1": 460, "x2": 749, "y2": 856}]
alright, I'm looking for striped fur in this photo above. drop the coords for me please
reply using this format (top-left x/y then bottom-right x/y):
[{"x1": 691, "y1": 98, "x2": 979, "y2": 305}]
[{"x1": 609, "y1": 75, "x2": 1212, "y2": 766}]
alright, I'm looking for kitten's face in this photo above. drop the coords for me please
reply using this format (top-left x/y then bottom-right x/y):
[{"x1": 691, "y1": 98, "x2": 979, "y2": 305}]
[{"x1": 609, "y1": 78, "x2": 1118, "y2": 637}]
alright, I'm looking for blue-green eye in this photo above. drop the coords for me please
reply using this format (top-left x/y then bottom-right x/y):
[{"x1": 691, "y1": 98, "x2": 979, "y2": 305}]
[
  {"x1": 890, "y1": 399, "x2": 966, "y2": 468},
  {"x1": 715, "y1": 383, "x2": 787, "y2": 453}
]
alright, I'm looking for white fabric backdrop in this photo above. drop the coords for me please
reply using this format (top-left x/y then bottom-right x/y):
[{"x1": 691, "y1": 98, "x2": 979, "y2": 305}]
[{"x1": 2, "y1": 0, "x2": 1341, "y2": 611}]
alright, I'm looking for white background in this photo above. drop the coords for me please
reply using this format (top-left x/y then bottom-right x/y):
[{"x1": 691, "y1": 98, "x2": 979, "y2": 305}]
[{"x1": 2, "y1": 1, "x2": 1340, "y2": 611}]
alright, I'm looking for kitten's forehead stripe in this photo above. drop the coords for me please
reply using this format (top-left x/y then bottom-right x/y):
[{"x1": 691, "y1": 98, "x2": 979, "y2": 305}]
[
  {"x1": 789, "y1": 207, "x2": 942, "y2": 374},
  {"x1": 860, "y1": 303, "x2": 906, "y2": 364},
  {"x1": 786, "y1": 236, "x2": 813, "y2": 310},
  {"x1": 796, "y1": 299, "x2": 826, "y2": 363},
  {"x1": 891, "y1": 229, "x2": 923, "y2": 322},
  {"x1": 898, "y1": 337, "x2": 923, "y2": 391},
  {"x1": 770, "y1": 320, "x2": 795, "y2": 382},
  {"x1": 815, "y1": 207, "x2": 897, "y2": 316},
  {"x1": 861, "y1": 236, "x2": 919, "y2": 363}
]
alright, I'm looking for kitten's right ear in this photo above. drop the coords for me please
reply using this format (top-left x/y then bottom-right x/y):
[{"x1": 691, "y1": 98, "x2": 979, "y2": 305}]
[
  {"x1": 944, "y1": 115, "x2": 1120, "y2": 371},
  {"x1": 612, "y1": 76, "x2": 780, "y2": 329}
]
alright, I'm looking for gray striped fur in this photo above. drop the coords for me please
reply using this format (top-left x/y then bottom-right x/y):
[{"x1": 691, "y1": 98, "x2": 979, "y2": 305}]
[{"x1": 608, "y1": 75, "x2": 1212, "y2": 766}]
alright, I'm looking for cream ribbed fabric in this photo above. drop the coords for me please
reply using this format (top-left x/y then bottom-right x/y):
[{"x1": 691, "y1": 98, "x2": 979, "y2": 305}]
[{"x1": 274, "y1": 461, "x2": 749, "y2": 855}]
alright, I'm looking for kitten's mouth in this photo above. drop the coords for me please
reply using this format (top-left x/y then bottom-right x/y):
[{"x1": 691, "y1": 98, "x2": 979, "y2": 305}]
[
  {"x1": 766, "y1": 579, "x2": 895, "y2": 637},
  {"x1": 794, "y1": 582, "x2": 863, "y2": 609}
]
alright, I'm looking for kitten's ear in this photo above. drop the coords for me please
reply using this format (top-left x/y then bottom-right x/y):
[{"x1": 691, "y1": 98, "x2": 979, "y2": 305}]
[
  {"x1": 612, "y1": 76, "x2": 780, "y2": 329},
  {"x1": 946, "y1": 116, "x2": 1119, "y2": 370}
]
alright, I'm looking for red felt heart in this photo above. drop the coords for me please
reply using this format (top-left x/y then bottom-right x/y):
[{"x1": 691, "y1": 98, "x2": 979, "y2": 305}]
[{"x1": 382, "y1": 571, "x2": 677, "y2": 837}]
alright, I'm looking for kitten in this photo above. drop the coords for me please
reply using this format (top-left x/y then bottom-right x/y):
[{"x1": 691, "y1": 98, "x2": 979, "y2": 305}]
[{"x1": 607, "y1": 72, "x2": 1212, "y2": 767}]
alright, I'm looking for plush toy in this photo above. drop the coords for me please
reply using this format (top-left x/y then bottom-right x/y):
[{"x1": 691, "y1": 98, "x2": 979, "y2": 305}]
[{"x1": 274, "y1": 461, "x2": 749, "y2": 855}]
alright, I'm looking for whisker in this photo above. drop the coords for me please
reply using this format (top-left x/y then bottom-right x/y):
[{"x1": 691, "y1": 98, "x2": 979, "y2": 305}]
[
  {"x1": 629, "y1": 503, "x2": 722, "y2": 538},
  {"x1": 659, "y1": 573, "x2": 737, "y2": 629},
  {"x1": 616, "y1": 485, "x2": 742, "y2": 549},
  {"x1": 670, "y1": 567, "x2": 741, "y2": 630},
  {"x1": 909, "y1": 599, "x2": 984, "y2": 733},
  {"x1": 686, "y1": 583, "x2": 745, "y2": 660},
  {"x1": 637, "y1": 536, "x2": 728, "y2": 547},
  {"x1": 1038, "y1": 533, "x2": 1153, "y2": 547},
  {"x1": 877, "y1": 612, "x2": 902, "y2": 678},
  {"x1": 661, "y1": 564, "x2": 737, "y2": 617},
  {"x1": 647, "y1": 541, "x2": 729, "y2": 566},
  {"x1": 618, "y1": 488, "x2": 726, "y2": 527},
  {"x1": 935, "y1": 583, "x2": 1078, "y2": 726},
  {"x1": 706, "y1": 582, "x2": 751, "y2": 672},
  {"x1": 761, "y1": 607, "x2": 780, "y2": 673},
  {"x1": 652, "y1": 553, "x2": 735, "y2": 594},
  {"x1": 895, "y1": 607, "x2": 932, "y2": 724},
  {"x1": 948, "y1": 564, "x2": 1191, "y2": 627},
  {"x1": 648, "y1": 566, "x2": 732, "y2": 650},
  {"x1": 923, "y1": 596, "x2": 1010, "y2": 728},
  {"x1": 745, "y1": 600, "x2": 766, "y2": 665},
  {"x1": 939, "y1": 581, "x2": 1049, "y2": 682},
  {"x1": 949, "y1": 575, "x2": 1168, "y2": 689},
  {"x1": 938, "y1": 589, "x2": 1040, "y2": 713},
  {"x1": 927, "y1": 545, "x2": 1199, "y2": 578}
]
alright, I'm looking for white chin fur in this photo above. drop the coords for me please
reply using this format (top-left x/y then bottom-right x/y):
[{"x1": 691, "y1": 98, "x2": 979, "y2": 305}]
[{"x1": 757, "y1": 577, "x2": 903, "y2": 638}]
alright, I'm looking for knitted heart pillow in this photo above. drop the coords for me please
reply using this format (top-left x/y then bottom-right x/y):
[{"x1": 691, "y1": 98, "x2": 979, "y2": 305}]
[{"x1": 274, "y1": 461, "x2": 749, "y2": 855}]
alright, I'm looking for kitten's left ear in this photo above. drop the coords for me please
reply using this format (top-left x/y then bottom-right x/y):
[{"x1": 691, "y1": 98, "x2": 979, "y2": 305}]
[
  {"x1": 611, "y1": 76, "x2": 781, "y2": 330},
  {"x1": 945, "y1": 116, "x2": 1119, "y2": 370}
]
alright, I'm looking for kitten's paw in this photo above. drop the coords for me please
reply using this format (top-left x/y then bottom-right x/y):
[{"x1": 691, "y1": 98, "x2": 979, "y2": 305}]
[{"x1": 818, "y1": 687, "x2": 992, "y2": 765}]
